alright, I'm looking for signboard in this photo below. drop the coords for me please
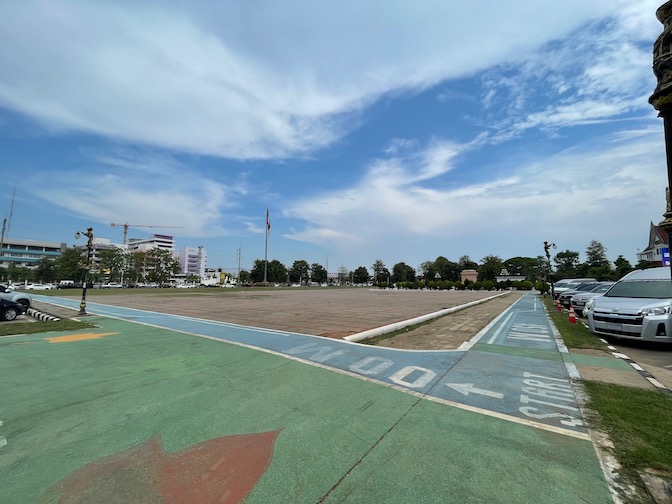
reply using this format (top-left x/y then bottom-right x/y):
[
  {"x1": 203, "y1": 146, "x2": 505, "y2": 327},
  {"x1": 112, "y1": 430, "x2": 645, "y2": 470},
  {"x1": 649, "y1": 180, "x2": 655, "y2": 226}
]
[{"x1": 663, "y1": 247, "x2": 670, "y2": 266}]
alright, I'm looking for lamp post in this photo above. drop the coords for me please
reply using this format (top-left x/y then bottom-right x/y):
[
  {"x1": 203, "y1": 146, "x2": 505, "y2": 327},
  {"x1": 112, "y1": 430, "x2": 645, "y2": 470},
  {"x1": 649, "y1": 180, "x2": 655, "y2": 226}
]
[
  {"x1": 650, "y1": 1, "x2": 672, "y2": 280},
  {"x1": 543, "y1": 241, "x2": 556, "y2": 298},
  {"x1": 76, "y1": 227, "x2": 94, "y2": 315}
]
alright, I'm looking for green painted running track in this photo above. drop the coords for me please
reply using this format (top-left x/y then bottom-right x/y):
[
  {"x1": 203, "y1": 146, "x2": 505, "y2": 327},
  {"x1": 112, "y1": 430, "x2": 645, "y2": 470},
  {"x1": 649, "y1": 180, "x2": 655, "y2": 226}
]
[{"x1": 1, "y1": 316, "x2": 612, "y2": 503}]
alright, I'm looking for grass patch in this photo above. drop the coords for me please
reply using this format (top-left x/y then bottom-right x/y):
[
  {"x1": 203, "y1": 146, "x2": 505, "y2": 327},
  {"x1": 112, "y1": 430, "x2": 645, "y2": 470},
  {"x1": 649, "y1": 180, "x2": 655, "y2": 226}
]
[
  {"x1": 544, "y1": 296, "x2": 672, "y2": 497},
  {"x1": 583, "y1": 381, "x2": 672, "y2": 483},
  {"x1": 0, "y1": 319, "x2": 96, "y2": 337},
  {"x1": 541, "y1": 297, "x2": 607, "y2": 350}
]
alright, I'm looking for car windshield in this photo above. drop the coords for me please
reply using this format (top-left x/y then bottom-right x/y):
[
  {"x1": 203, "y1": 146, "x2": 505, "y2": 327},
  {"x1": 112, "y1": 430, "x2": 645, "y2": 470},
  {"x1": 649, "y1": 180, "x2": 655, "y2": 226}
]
[
  {"x1": 574, "y1": 283, "x2": 598, "y2": 291},
  {"x1": 590, "y1": 283, "x2": 613, "y2": 293},
  {"x1": 605, "y1": 279, "x2": 672, "y2": 299}
]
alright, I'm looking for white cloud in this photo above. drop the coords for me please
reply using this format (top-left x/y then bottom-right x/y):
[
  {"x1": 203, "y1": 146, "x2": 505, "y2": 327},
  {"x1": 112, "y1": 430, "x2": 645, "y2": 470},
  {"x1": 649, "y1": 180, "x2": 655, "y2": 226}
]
[
  {"x1": 284, "y1": 130, "x2": 666, "y2": 265},
  {"x1": 27, "y1": 151, "x2": 244, "y2": 237},
  {"x1": 0, "y1": 0, "x2": 627, "y2": 160}
]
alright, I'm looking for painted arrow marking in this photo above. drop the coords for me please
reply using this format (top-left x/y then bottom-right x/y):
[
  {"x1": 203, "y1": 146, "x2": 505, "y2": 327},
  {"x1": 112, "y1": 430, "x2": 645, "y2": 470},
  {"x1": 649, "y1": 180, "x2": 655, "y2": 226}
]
[{"x1": 445, "y1": 383, "x2": 504, "y2": 399}]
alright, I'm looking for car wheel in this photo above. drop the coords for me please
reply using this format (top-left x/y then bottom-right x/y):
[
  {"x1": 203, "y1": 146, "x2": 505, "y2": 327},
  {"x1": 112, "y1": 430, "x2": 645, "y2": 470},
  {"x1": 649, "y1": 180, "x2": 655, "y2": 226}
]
[
  {"x1": 16, "y1": 299, "x2": 30, "y2": 310},
  {"x1": 2, "y1": 307, "x2": 18, "y2": 321}
]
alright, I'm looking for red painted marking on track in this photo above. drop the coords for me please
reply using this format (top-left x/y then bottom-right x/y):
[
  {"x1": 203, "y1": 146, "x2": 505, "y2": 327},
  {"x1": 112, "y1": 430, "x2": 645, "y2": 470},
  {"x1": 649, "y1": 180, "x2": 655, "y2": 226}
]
[{"x1": 40, "y1": 430, "x2": 281, "y2": 503}]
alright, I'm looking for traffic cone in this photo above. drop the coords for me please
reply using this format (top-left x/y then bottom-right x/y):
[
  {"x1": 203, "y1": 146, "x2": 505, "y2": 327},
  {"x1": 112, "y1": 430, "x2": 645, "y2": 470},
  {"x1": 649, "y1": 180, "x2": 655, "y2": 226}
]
[
  {"x1": 556, "y1": 299, "x2": 561, "y2": 311},
  {"x1": 568, "y1": 306, "x2": 576, "y2": 324}
]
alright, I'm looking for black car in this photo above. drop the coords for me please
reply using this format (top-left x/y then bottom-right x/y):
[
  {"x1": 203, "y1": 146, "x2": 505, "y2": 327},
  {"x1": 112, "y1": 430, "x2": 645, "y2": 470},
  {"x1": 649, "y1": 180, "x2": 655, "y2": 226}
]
[{"x1": 0, "y1": 298, "x2": 25, "y2": 321}]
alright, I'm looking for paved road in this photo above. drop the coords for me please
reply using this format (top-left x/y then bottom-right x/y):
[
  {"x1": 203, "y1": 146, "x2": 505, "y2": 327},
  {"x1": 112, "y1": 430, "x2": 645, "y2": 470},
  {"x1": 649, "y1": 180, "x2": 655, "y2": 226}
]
[{"x1": 0, "y1": 292, "x2": 618, "y2": 502}]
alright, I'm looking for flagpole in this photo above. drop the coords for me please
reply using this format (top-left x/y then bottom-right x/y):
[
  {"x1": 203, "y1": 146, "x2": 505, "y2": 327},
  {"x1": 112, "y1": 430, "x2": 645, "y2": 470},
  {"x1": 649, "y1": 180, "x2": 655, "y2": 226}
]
[{"x1": 263, "y1": 208, "x2": 269, "y2": 283}]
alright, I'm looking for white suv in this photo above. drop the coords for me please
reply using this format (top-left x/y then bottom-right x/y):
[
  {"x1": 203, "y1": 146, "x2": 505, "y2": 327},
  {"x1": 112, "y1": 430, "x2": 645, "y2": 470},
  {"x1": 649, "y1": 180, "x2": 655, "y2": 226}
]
[{"x1": 586, "y1": 267, "x2": 672, "y2": 343}]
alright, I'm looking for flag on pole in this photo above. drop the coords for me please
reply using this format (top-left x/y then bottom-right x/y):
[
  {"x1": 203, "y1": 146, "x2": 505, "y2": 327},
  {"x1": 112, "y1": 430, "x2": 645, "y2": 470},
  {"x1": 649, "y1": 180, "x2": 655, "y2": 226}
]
[{"x1": 266, "y1": 208, "x2": 271, "y2": 236}]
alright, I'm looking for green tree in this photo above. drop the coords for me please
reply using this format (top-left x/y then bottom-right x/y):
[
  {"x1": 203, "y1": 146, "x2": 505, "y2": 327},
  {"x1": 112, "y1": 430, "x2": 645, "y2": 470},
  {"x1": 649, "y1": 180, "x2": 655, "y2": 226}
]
[
  {"x1": 613, "y1": 255, "x2": 633, "y2": 279},
  {"x1": 502, "y1": 256, "x2": 544, "y2": 282},
  {"x1": 143, "y1": 248, "x2": 180, "y2": 283},
  {"x1": 584, "y1": 240, "x2": 613, "y2": 280},
  {"x1": 433, "y1": 256, "x2": 459, "y2": 282},
  {"x1": 353, "y1": 266, "x2": 370, "y2": 284},
  {"x1": 310, "y1": 263, "x2": 327, "y2": 284},
  {"x1": 585, "y1": 240, "x2": 610, "y2": 268},
  {"x1": 290, "y1": 260, "x2": 310, "y2": 284},
  {"x1": 98, "y1": 248, "x2": 128, "y2": 283},
  {"x1": 372, "y1": 259, "x2": 386, "y2": 284},
  {"x1": 392, "y1": 262, "x2": 416, "y2": 283},
  {"x1": 34, "y1": 257, "x2": 57, "y2": 283},
  {"x1": 250, "y1": 259, "x2": 287, "y2": 284},
  {"x1": 477, "y1": 255, "x2": 503, "y2": 282},
  {"x1": 458, "y1": 255, "x2": 478, "y2": 270},
  {"x1": 238, "y1": 270, "x2": 251, "y2": 284},
  {"x1": 553, "y1": 250, "x2": 580, "y2": 279},
  {"x1": 55, "y1": 247, "x2": 87, "y2": 282}
]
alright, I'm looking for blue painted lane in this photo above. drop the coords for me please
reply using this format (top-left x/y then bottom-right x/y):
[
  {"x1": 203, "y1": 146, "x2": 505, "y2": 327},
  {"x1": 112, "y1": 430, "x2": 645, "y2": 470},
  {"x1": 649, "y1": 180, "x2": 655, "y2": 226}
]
[
  {"x1": 36, "y1": 294, "x2": 587, "y2": 435},
  {"x1": 477, "y1": 294, "x2": 559, "y2": 351},
  {"x1": 34, "y1": 297, "x2": 466, "y2": 395},
  {"x1": 434, "y1": 349, "x2": 585, "y2": 431}
]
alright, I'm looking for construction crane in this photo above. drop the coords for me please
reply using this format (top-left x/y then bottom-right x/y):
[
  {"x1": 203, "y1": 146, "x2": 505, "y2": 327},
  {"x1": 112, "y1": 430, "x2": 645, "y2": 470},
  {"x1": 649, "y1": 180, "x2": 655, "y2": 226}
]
[{"x1": 110, "y1": 223, "x2": 185, "y2": 245}]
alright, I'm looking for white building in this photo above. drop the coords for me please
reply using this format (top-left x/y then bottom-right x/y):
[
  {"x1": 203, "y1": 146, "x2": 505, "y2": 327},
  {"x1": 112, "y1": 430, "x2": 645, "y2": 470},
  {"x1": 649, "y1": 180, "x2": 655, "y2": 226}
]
[
  {"x1": 178, "y1": 246, "x2": 206, "y2": 277},
  {"x1": 127, "y1": 234, "x2": 175, "y2": 253}
]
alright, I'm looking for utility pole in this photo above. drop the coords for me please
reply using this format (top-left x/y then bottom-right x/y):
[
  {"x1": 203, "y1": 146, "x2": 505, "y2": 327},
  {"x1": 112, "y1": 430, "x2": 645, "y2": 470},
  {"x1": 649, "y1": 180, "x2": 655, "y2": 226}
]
[{"x1": 237, "y1": 246, "x2": 241, "y2": 282}]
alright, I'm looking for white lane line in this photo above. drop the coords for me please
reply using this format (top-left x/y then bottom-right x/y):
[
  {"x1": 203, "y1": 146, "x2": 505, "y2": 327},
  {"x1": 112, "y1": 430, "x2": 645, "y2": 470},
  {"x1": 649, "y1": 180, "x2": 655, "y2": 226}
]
[
  {"x1": 487, "y1": 312, "x2": 514, "y2": 345},
  {"x1": 459, "y1": 294, "x2": 527, "y2": 351}
]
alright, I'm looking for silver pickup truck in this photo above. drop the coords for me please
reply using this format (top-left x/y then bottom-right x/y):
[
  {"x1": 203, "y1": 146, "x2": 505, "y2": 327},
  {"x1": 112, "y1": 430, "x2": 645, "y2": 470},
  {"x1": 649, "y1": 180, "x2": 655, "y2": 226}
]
[{"x1": 0, "y1": 284, "x2": 32, "y2": 310}]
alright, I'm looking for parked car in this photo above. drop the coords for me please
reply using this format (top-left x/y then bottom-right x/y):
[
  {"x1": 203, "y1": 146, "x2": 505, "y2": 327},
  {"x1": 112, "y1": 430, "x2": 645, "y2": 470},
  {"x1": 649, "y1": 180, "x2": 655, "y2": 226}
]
[
  {"x1": 22, "y1": 283, "x2": 54, "y2": 290},
  {"x1": 0, "y1": 298, "x2": 25, "y2": 321},
  {"x1": 558, "y1": 282, "x2": 601, "y2": 309},
  {"x1": 101, "y1": 282, "x2": 123, "y2": 288},
  {"x1": 586, "y1": 267, "x2": 672, "y2": 343},
  {"x1": 553, "y1": 278, "x2": 598, "y2": 299},
  {"x1": 0, "y1": 284, "x2": 32, "y2": 310},
  {"x1": 570, "y1": 282, "x2": 615, "y2": 317}
]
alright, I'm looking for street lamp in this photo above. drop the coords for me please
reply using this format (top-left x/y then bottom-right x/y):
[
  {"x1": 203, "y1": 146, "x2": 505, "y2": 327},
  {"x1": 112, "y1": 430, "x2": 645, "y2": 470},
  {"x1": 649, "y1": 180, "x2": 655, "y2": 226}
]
[
  {"x1": 75, "y1": 227, "x2": 94, "y2": 315},
  {"x1": 650, "y1": 1, "x2": 672, "y2": 280},
  {"x1": 543, "y1": 241, "x2": 556, "y2": 298}
]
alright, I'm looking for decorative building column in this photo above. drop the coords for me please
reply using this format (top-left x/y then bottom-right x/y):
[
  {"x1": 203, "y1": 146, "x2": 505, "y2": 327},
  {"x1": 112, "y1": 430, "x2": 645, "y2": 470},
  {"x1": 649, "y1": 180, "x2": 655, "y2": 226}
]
[{"x1": 650, "y1": 1, "x2": 672, "y2": 275}]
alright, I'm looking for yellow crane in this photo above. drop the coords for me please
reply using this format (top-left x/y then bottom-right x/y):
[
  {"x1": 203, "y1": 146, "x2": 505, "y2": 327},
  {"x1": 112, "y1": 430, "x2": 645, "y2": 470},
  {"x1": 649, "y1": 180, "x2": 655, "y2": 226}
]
[{"x1": 110, "y1": 223, "x2": 185, "y2": 244}]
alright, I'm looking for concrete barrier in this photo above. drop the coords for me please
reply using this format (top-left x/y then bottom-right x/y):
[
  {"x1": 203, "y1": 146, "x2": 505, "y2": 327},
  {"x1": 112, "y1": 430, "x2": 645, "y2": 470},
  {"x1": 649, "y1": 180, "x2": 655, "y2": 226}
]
[
  {"x1": 343, "y1": 291, "x2": 510, "y2": 343},
  {"x1": 26, "y1": 308, "x2": 60, "y2": 322}
]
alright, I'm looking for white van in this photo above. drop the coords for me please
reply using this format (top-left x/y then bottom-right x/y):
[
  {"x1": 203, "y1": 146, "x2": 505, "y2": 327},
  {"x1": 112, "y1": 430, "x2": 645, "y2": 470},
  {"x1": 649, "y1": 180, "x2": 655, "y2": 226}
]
[
  {"x1": 553, "y1": 278, "x2": 597, "y2": 298},
  {"x1": 586, "y1": 267, "x2": 672, "y2": 343}
]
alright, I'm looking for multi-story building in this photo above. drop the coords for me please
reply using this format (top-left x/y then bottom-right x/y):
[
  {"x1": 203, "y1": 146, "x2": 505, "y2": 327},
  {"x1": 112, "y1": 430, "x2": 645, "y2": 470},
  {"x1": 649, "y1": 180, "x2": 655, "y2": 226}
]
[
  {"x1": 127, "y1": 234, "x2": 175, "y2": 253},
  {"x1": 0, "y1": 237, "x2": 67, "y2": 268},
  {"x1": 178, "y1": 246, "x2": 206, "y2": 277}
]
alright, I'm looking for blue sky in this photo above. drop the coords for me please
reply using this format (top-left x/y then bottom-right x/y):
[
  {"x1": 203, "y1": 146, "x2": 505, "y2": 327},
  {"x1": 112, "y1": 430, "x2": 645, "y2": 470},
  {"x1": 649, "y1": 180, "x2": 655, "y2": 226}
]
[{"x1": 0, "y1": 0, "x2": 667, "y2": 274}]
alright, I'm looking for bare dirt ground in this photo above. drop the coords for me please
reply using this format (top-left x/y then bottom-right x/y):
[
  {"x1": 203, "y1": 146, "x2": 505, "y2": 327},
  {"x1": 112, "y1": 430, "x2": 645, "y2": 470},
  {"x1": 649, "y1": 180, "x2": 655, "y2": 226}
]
[{"x1": 34, "y1": 288, "x2": 523, "y2": 347}]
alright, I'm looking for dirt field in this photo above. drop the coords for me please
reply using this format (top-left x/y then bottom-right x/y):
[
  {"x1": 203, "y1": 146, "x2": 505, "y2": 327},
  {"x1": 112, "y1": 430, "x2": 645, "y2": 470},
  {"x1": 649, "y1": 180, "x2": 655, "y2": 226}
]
[{"x1": 35, "y1": 288, "x2": 524, "y2": 348}]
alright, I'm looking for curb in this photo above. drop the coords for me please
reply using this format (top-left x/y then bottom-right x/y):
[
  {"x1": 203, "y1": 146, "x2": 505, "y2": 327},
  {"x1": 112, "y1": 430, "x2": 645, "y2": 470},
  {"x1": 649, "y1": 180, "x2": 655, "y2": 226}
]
[
  {"x1": 343, "y1": 291, "x2": 511, "y2": 343},
  {"x1": 599, "y1": 338, "x2": 672, "y2": 397},
  {"x1": 26, "y1": 308, "x2": 61, "y2": 322}
]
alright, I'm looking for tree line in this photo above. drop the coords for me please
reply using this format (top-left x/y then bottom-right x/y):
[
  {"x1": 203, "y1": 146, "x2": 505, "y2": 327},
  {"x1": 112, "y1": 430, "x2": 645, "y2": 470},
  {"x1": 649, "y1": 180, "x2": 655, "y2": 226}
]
[
  {"x1": 0, "y1": 239, "x2": 648, "y2": 288},
  {"x1": 1, "y1": 246, "x2": 181, "y2": 285},
  {"x1": 245, "y1": 240, "x2": 642, "y2": 289}
]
